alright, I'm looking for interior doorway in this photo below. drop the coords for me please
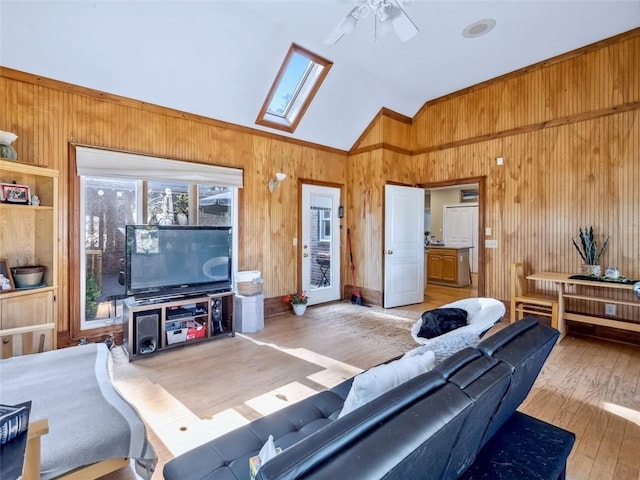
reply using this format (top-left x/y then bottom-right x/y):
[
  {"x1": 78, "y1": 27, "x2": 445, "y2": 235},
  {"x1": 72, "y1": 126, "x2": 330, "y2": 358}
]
[{"x1": 421, "y1": 177, "x2": 485, "y2": 297}]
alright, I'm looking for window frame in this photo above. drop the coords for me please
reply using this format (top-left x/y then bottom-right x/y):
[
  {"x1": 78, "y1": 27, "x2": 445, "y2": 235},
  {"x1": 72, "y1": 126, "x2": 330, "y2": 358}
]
[
  {"x1": 79, "y1": 178, "x2": 239, "y2": 331},
  {"x1": 256, "y1": 43, "x2": 333, "y2": 133},
  {"x1": 69, "y1": 146, "x2": 240, "y2": 342}
]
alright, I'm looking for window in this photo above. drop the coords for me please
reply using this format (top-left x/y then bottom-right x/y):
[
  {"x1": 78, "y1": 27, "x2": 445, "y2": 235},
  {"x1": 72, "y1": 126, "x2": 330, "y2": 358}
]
[
  {"x1": 256, "y1": 43, "x2": 333, "y2": 133},
  {"x1": 319, "y1": 209, "x2": 331, "y2": 242},
  {"x1": 147, "y1": 181, "x2": 189, "y2": 225},
  {"x1": 74, "y1": 146, "x2": 242, "y2": 334},
  {"x1": 80, "y1": 178, "x2": 235, "y2": 331},
  {"x1": 81, "y1": 177, "x2": 138, "y2": 328}
]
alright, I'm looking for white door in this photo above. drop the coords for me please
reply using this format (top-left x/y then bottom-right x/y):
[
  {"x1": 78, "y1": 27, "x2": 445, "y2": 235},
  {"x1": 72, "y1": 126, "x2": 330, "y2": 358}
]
[
  {"x1": 384, "y1": 185, "x2": 425, "y2": 308},
  {"x1": 444, "y1": 205, "x2": 479, "y2": 273},
  {"x1": 302, "y1": 185, "x2": 341, "y2": 305}
]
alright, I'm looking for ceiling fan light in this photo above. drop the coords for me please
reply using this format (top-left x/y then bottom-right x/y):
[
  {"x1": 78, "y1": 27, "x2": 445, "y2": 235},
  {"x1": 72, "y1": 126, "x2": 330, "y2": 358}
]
[
  {"x1": 325, "y1": 0, "x2": 418, "y2": 44},
  {"x1": 323, "y1": 7, "x2": 361, "y2": 44}
]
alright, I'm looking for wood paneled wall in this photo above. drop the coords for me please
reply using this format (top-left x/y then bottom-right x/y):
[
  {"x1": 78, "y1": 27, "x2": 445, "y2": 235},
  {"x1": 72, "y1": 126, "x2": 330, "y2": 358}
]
[
  {"x1": 414, "y1": 31, "x2": 640, "y2": 319},
  {"x1": 419, "y1": 111, "x2": 639, "y2": 318},
  {"x1": 349, "y1": 29, "x2": 640, "y2": 320},
  {"x1": 351, "y1": 108, "x2": 414, "y2": 153},
  {"x1": 413, "y1": 29, "x2": 640, "y2": 150},
  {"x1": 346, "y1": 147, "x2": 421, "y2": 305},
  {"x1": 0, "y1": 68, "x2": 347, "y2": 342},
  {"x1": 1, "y1": 27, "x2": 638, "y2": 338}
]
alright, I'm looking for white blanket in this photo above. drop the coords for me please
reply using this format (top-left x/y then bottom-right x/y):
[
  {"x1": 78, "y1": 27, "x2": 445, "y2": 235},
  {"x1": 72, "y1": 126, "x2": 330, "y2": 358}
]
[{"x1": 0, "y1": 343, "x2": 156, "y2": 479}]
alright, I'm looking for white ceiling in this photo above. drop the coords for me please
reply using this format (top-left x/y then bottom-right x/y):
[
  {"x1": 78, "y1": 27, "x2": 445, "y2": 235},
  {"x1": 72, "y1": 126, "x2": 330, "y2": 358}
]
[{"x1": 1, "y1": 1, "x2": 639, "y2": 151}]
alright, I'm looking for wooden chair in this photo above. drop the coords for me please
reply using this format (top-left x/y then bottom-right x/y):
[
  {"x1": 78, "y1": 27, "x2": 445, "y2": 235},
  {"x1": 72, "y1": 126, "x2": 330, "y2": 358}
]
[{"x1": 510, "y1": 263, "x2": 559, "y2": 329}]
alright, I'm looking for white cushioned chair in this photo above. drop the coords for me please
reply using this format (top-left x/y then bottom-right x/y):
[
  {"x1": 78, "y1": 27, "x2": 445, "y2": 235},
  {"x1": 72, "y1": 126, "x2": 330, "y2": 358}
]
[{"x1": 411, "y1": 297, "x2": 506, "y2": 347}]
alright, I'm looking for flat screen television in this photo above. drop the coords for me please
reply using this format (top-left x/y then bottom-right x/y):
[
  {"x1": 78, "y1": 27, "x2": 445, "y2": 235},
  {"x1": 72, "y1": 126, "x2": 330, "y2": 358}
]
[{"x1": 125, "y1": 225, "x2": 232, "y2": 299}]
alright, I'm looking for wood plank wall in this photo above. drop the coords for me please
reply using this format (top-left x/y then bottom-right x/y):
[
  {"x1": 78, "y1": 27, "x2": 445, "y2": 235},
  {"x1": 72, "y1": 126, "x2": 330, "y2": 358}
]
[
  {"x1": 0, "y1": 68, "x2": 347, "y2": 343},
  {"x1": 1, "y1": 28, "x2": 638, "y2": 342},
  {"x1": 350, "y1": 108, "x2": 414, "y2": 153},
  {"x1": 414, "y1": 30, "x2": 640, "y2": 149},
  {"x1": 351, "y1": 29, "x2": 640, "y2": 320},
  {"x1": 414, "y1": 31, "x2": 640, "y2": 320}
]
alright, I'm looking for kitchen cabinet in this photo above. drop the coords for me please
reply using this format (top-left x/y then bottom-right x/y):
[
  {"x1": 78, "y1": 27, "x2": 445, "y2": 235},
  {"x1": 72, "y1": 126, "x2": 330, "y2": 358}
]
[{"x1": 426, "y1": 247, "x2": 471, "y2": 287}]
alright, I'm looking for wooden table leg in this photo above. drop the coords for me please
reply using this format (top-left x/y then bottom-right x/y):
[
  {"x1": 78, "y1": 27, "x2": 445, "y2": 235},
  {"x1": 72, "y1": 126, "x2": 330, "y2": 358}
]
[
  {"x1": 23, "y1": 419, "x2": 49, "y2": 480},
  {"x1": 556, "y1": 282, "x2": 566, "y2": 341}
]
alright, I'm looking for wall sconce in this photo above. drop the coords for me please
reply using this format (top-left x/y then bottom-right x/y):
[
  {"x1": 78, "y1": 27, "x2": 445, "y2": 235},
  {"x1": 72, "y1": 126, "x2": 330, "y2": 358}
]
[{"x1": 268, "y1": 173, "x2": 287, "y2": 193}]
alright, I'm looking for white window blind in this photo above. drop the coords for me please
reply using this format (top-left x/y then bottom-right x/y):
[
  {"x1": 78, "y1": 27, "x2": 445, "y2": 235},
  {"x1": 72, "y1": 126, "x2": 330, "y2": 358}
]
[{"x1": 76, "y1": 146, "x2": 243, "y2": 187}]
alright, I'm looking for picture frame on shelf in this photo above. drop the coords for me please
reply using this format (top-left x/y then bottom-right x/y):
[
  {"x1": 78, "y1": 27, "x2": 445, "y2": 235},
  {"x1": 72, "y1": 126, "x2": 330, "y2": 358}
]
[
  {"x1": 0, "y1": 258, "x2": 15, "y2": 292},
  {"x1": 0, "y1": 183, "x2": 31, "y2": 204}
]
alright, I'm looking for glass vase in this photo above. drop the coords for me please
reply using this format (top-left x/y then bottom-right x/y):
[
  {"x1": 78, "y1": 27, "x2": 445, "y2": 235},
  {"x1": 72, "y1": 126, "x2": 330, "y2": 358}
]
[{"x1": 582, "y1": 264, "x2": 601, "y2": 277}]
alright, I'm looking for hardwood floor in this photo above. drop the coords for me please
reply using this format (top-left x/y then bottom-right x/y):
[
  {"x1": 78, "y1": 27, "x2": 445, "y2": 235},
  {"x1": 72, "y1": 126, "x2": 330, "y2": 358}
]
[{"x1": 104, "y1": 283, "x2": 640, "y2": 479}]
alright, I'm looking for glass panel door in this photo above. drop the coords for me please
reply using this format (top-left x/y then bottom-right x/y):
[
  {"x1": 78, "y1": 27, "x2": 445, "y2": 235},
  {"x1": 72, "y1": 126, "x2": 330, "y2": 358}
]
[{"x1": 302, "y1": 184, "x2": 341, "y2": 305}]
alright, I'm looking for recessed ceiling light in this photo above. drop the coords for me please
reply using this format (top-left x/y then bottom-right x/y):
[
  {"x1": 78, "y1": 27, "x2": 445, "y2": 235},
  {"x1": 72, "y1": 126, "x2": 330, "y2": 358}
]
[{"x1": 462, "y1": 18, "x2": 496, "y2": 38}]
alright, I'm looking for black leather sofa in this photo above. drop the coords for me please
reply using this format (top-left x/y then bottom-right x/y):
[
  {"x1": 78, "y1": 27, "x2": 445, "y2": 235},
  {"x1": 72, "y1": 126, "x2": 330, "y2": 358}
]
[{"x1": 164, "y1": 317, "x2": 575, "y2": 480}]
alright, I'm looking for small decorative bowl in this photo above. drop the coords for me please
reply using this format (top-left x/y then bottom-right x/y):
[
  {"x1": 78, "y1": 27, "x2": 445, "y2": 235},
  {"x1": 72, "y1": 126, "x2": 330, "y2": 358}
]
[
  {"x1": 12, "y1": 265, "x2": 46, "y2": 288},
  {"x1": 0, "y1": 130, "x2": 18, "y2": 146}
]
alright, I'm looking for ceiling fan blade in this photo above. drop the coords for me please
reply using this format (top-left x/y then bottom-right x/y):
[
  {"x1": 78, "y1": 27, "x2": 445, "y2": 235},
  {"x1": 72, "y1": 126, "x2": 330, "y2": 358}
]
[
  {"x1": 322, "y1": 7, "x2": 360, "y2": 45},
  {"x1": 389, "y1": 0, "x2": 419, "y2": 42}
]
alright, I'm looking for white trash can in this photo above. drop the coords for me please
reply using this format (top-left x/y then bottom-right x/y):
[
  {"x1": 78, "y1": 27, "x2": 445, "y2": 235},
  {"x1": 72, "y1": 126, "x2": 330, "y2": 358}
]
[{"x1": 234, "y1": 293, "x2": 264, "y2": 333}]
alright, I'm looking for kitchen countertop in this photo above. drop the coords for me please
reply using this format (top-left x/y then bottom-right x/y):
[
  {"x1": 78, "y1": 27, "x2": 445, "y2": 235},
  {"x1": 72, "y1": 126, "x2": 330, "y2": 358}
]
[{"x1": 425, "y1": 245, "x2": 471, "y2": 250}]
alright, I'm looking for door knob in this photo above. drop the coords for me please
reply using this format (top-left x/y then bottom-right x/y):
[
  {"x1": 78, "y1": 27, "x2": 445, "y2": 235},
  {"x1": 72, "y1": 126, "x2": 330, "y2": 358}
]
[{"x1": 387, "y1": 250, "x2": 393, "y2": 255}]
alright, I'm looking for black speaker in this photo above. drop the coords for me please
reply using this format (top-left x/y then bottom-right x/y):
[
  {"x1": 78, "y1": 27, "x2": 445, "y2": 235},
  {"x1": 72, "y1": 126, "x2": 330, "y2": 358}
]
[
  {"x1": 135, "y1": 313, "x2": 159, "y2": 355},
  {"x1": 212, "y1": 298, "x2": 224, "y2": 333}
]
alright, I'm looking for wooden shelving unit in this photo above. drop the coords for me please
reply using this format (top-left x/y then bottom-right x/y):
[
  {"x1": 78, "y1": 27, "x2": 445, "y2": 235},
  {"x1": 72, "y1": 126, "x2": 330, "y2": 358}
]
[{"x1": 0, "y1": 159, "x2": 58, "y2": 357}]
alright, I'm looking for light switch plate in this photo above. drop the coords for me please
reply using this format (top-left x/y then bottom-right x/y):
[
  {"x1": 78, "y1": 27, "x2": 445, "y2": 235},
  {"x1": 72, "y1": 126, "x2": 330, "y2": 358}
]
[{"x1": 485, "y1": 239, "x2": 498, "y2": 249}]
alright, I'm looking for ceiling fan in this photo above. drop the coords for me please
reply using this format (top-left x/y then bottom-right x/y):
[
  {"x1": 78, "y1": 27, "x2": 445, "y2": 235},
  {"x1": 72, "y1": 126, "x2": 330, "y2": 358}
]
[{"x1": 323, "y1": 0, "x2": 419, "y2": 45}]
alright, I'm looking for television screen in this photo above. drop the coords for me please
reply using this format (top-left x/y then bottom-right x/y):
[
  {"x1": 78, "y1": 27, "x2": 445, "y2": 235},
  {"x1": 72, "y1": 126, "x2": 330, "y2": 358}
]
[{"x1": 125, "y1": 225, "x2": 232, "y2": 298}]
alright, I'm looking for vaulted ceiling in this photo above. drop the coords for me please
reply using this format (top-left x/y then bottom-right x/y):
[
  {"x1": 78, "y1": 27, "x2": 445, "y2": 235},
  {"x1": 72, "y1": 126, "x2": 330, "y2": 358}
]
[{"x1": 1, "y1": 1, "x2": 639, "y2": 151}]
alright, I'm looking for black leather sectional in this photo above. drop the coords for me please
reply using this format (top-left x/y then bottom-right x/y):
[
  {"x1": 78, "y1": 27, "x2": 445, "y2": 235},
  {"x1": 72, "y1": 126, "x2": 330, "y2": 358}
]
[{"x1": 164, "y1": 317, "x2": 575, "y2": 480}]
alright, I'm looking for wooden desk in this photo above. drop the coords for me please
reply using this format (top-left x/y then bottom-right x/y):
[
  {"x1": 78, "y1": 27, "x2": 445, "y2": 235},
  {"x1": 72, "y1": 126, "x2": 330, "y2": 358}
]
[{"x1": 527, "y1": 272, "x2": 639, "y2": 339}]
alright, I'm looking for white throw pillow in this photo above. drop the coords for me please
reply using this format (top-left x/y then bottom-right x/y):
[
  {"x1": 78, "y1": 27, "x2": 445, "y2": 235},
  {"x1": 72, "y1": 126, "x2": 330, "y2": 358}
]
[{"x1": 338, "y1": 351, "x2": 436, "y2": 418}]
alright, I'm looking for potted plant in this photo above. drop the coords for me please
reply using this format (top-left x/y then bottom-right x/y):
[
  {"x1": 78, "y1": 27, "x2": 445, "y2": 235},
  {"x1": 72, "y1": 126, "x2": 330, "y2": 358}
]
[
  {"x1": 572, "y1": 226, "x2": 609, "y2": 276},
  {"x1": 283, "y1": 291, "x2": 309, "y2": 316},
  {"x1": 85, "y1": 273, "x2": 101, "y2": 318}
]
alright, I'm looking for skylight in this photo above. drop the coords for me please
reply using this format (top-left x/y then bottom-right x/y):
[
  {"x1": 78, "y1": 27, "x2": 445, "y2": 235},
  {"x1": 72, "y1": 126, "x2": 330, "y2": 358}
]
[{"x1": 256, "y1": 44, "x2": 332, "y2": 133}]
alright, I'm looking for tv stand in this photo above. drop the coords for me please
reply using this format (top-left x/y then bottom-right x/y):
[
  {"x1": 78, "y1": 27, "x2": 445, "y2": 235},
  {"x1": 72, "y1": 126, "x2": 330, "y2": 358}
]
[{"x1": 122, "y1": 291, "x2": 234, "y2": 361}]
